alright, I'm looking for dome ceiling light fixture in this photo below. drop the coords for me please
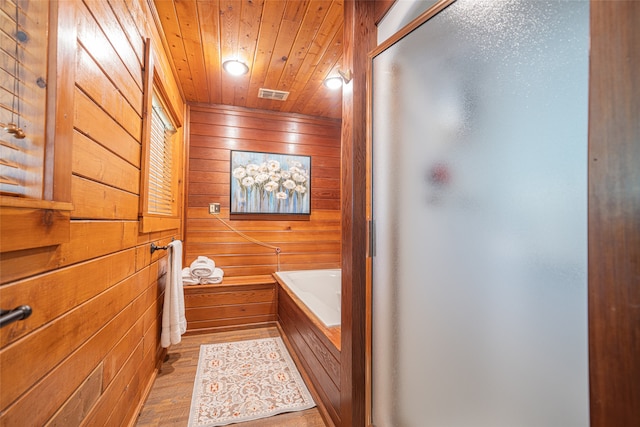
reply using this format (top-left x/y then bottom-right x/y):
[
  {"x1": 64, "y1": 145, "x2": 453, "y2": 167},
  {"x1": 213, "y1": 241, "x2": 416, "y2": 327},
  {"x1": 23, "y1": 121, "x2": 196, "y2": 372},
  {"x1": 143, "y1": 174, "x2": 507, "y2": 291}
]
[
  {"x1": 223, "y1": 59, "x2": 249, "y2": 76},
  {"x1": 323, "y1": 69, "x2": 352, "y2": 90},
  {"x1": 323, "y1": 76, "x2": 343, "y2": 90}
]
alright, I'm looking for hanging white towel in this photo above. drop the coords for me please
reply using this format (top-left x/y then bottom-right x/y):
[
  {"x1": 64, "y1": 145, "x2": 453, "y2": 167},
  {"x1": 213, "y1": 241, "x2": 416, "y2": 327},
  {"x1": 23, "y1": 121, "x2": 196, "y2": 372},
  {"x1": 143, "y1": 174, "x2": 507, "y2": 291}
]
[
  {"x1": 181, "y1": 267, "x2": 200, "y2": 286},
  {"x1": 161, "y1": 240, "x2": 187, "y2": 348},
  {"x1": 199, "y1": 267, "x2": 225, "y2": 284},
  {"x1": 190, "y1": 256, "x2": 216, "y2": 277}
]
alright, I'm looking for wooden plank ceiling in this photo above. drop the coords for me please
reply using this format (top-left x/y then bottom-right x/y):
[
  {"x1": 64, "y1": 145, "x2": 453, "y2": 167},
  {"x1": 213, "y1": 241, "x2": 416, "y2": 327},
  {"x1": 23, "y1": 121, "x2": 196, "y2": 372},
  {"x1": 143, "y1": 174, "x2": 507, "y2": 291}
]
[{"x1": 153, "y1": 0, "x2": 344, "y2": 120}]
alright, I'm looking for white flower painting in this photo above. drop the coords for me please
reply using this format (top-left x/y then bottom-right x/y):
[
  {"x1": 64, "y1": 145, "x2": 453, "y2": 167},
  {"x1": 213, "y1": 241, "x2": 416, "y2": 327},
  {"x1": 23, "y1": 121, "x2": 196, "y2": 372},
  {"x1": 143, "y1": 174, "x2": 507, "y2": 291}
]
[{"x1": 231, "y1": 151, "x2": 311, "y2": 214}]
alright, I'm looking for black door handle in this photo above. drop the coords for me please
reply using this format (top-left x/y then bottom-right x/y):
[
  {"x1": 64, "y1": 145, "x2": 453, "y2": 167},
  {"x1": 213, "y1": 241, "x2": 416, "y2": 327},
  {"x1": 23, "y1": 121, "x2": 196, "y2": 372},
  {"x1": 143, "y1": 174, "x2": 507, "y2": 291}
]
[{"x1": 0, "y1": 305, "x2": 32, "y2": 328}]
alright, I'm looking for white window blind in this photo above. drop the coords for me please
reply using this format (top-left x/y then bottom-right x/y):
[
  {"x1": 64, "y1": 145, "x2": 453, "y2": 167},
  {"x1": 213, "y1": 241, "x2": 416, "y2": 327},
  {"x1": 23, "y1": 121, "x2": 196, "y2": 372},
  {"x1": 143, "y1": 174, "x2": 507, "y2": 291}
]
[
  {"x1": 0, "y1": 0, "x2": 48, "y2": 198},
  {"x1": 148, "y1": 93, "x2": 176, "y2": 215}
]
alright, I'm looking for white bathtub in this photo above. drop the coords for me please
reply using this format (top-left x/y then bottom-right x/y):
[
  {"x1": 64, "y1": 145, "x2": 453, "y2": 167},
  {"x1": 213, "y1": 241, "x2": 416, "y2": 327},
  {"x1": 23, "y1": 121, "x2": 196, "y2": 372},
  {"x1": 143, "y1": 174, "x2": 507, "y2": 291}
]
[{"x1": 275, "y1": 269, "x2": 341, "y2": 327}]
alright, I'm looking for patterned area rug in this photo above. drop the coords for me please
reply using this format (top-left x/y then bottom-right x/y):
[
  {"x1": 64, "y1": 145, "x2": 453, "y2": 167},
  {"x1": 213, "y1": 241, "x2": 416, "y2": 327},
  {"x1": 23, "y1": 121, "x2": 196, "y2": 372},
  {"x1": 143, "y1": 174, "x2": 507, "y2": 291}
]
[{"x1": 188, "y1": 337, "x2": 316, "y2": 426}]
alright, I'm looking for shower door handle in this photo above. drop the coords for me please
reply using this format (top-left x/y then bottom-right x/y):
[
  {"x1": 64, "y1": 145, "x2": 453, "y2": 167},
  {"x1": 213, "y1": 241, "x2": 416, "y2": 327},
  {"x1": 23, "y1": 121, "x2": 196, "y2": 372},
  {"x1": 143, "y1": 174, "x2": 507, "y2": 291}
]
[{"x1": 367, "y1": 219, "x2": 376, "y2": 258}]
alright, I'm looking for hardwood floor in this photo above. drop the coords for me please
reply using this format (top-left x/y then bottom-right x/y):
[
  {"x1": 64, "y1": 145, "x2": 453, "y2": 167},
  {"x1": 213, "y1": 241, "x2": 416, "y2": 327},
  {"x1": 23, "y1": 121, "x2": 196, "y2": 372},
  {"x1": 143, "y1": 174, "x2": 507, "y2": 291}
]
[{"x1": 135, "y1": 326, "x2": 327, "y2": 427}]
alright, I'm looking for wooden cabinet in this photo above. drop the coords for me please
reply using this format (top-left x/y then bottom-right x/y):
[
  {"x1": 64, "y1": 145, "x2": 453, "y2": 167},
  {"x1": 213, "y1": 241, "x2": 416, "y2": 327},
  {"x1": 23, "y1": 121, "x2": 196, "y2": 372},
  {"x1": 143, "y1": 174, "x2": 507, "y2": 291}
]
[{"x1": 183, "y1": 275, "x2": 277, "y2": 334}]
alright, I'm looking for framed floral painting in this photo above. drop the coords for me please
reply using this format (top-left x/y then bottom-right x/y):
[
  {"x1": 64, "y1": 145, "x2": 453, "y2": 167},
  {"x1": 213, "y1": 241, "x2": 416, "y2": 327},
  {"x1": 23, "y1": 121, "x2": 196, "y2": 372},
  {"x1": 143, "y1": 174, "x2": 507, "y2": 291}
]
[{"x1": 230, "y1": 150, "x2": 311, "y2": 215}]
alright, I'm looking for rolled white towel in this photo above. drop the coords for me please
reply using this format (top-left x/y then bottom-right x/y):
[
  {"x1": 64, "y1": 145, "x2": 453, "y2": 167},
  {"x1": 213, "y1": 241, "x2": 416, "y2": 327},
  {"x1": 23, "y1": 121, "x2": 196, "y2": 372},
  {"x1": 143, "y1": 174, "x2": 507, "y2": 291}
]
[
  {"x1": 199, "y1": 267, "x2": 224, "y2": 285},
  {"x1": 190, "y1": 256, "x2": 215, "y2": 277},
  {"x1": 182, "y1": 267, "x2": 199, "y2": 286}
]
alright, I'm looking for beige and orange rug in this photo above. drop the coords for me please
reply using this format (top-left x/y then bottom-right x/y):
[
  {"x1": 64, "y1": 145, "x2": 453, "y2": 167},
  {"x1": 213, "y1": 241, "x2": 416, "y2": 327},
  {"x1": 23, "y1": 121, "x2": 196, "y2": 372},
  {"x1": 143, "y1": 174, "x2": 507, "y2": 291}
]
[{"x1": 187, "y1": 337, "x2": 315, "y2": 427}]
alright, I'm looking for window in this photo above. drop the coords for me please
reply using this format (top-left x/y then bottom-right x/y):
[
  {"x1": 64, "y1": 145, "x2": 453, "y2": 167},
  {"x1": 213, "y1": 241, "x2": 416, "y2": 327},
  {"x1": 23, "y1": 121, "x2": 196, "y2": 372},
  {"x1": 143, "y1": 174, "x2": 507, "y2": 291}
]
[
  {"x1": 0, "y1": 1, "x2": 74, "y2": 254},
  {"x1": 1, "y1": 0, "x2": 48, "y2": 198},
  {"x1": 148, "y1": 92, "x2": 177, "y2": 215},
  {"x1": 139, "y1": 41, "x2": 182, "y2": 233}
]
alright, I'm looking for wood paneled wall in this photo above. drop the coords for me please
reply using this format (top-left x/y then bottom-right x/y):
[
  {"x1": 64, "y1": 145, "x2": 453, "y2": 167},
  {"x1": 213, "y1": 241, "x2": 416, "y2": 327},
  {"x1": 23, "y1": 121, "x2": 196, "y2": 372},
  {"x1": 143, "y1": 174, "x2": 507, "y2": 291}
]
[
  {"x1": 0, "y1": 1, "x2": 184, "y2": 425},
  {"x1": 184, "y1": 276, "x2": 278, "y2": 334},
  {"x1": 185, "y1": 104, "x2": 342, "y2": 276},
  {"x1": 588, "y1": 1, "x2": 640, "y2": 425},
  {"x1": 341, "y1": 1, "x2": 376, "y2": 426}
]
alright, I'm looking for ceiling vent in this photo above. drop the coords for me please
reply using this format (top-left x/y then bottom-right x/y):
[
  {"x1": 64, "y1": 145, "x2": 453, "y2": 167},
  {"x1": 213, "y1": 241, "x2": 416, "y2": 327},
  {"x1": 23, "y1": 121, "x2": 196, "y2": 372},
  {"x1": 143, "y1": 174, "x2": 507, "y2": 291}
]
[{"x1": 258, "y1": 88, "x2": 290, "y2": 101}]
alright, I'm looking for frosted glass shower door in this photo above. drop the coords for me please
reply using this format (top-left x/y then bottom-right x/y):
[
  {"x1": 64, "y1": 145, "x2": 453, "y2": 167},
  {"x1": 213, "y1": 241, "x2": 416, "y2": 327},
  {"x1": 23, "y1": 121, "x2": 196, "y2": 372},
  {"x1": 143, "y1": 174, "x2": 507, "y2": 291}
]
[{"x1": 370, "y1": 1, "x2": 589, "y2": 426}]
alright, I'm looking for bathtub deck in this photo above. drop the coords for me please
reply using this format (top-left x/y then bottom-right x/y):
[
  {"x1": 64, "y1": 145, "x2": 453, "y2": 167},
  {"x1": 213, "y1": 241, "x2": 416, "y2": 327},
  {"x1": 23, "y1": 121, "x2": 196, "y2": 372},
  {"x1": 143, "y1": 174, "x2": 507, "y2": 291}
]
[{"x1": 135, "y1": 326, "x2": 326, "y2": 427}]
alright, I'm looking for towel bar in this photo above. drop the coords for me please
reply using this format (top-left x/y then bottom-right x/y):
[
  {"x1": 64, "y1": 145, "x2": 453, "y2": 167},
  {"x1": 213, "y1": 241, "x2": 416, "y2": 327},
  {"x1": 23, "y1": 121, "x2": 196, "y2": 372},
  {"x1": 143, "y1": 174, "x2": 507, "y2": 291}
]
[
  {"x1": 150, "y1": 238, "x2": 177, "y2": 254},
  {"x1": 150, "y1": 242, "x2": 168, "y2": 254},
  {"x1": 0, "y1": 305, "x2": 32, "y2": 328}
]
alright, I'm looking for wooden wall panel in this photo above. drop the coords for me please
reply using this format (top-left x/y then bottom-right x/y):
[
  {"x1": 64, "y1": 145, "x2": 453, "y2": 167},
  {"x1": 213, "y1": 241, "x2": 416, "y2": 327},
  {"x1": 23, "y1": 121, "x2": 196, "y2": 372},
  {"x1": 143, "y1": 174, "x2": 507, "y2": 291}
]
[
  {"x1": 341, "y1": 2, "x2": 375, "y2": 426},
  {"x1": 588, "y1": 1, "x2": 640, "y2": 426},
  {"x1": 182, "y1": 276, "x2": 277, "y2": 334},
  {"x1": 107, "y1": 0, "x2": 145, "y2": 66},
  {"x1": 0, "y1": 1, "x2": 184, "y2": 426},
  {"x1": 83, "y1": 0, "x2": 144, "y2": 91},
  {"x1": 75, "y1": 2, "x2": 143, "y2": 114},
  {"x1": 0, "y1": 208, "x2": 71, "y2": 254},
  {"x1": 185, "y1": 104, "x2": 341, "y2": 276},
  {"x1": 72, "y1": 131, "x2": 140, "y2": 194},
  {"x1": 102, "y1": 315, "x2": 146, "y2": 386},
  {"x1": 1, "y1": 296, "x2": 140, "y2": 426},
  {"x1": 0, "y1": 268, "x2": 147, "y2": 410},
  {"x1": 47, "y1": 365, "x2": 103, "y2": 426},
  {"x1": 73, "y1": 87, "x2": 141, "y2": 168},
  {"x1": 70, "y1": 175, "x2": 139, "y2": 219},
  {"x1": 0, "y1": 249, "x2": 136, "y2": 345},
  {"x1": 75, "y1": 44, "x2": 142, "y2": 138},
  {"x1": 81, "y1": 340, "x2": 146, "y2": 426}
]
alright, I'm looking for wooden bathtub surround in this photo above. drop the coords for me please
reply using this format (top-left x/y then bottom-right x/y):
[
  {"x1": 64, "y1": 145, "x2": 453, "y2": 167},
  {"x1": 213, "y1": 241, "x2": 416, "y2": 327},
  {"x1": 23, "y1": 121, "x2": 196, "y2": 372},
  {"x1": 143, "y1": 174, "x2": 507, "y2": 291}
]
[
  {"x1": 183, "y1": 275, "x2": 278, "y2": 335},
  {"x1": 278, "y1": 326, "x2": 337, "y2": 427},
  {"x1": 277, "y1": 277, "x2": 342, "y2": 427}
]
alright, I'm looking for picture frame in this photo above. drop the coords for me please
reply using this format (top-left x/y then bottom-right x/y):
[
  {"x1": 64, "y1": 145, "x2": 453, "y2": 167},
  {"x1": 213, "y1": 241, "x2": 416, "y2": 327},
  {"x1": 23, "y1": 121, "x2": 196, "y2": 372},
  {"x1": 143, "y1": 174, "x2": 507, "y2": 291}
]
[{"x1": 230, "y1": 150, "x2": 311, "y2": 215}]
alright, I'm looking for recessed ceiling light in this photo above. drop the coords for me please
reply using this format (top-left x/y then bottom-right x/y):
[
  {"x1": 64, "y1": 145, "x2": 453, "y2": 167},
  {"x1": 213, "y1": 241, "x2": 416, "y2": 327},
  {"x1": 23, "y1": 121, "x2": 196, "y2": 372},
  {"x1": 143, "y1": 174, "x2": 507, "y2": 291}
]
[
  {"x1": 323, "y1": 76, "x2": 343, "y2": 90},
  {"x1": 223, "y1": 60, "x2": 249, "y2": 76}
]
